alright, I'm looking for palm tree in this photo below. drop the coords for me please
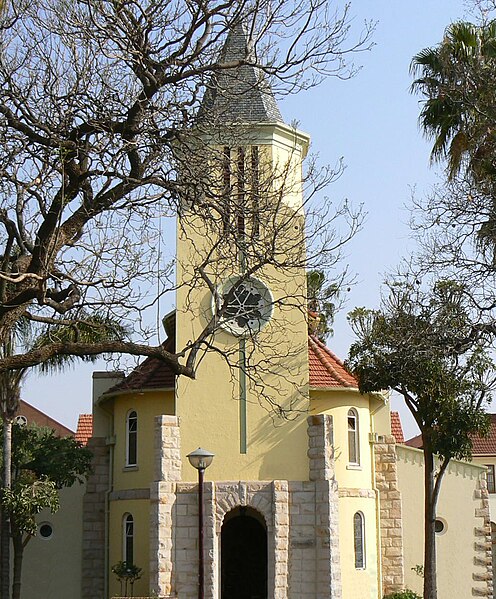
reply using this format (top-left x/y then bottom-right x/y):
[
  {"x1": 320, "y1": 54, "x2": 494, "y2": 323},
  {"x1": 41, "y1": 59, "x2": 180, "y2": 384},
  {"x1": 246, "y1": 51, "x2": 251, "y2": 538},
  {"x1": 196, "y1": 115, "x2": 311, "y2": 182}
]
[
  {"x1": 411, "y1": 20, "x2": 496, "y2": 182},
  {"x1": 0, "y1": 315, "x2": 126, "y2": 599},
  {"x1": 306, "y1": 270, "x2": 339, "y2": 342}
]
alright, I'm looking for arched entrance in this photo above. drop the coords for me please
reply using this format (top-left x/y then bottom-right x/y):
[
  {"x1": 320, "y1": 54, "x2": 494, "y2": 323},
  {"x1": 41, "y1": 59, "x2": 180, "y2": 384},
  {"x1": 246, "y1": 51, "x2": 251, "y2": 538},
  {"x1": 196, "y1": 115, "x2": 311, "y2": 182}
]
[{"x1": 221, "y1": 506, "x2": 268, "y2": 599}]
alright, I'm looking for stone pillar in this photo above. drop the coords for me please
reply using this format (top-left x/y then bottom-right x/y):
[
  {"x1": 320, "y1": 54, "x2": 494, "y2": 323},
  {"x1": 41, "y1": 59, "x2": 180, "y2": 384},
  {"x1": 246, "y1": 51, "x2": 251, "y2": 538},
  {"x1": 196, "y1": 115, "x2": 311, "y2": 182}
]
[
  {"x1": 203, "y1": 481, "x2": 217, "y2": 599},
  {"x1": 473, "y1": 473, "x2": 493, "y2": 598},
  {"x1": 374, "y1": 434, "x2": 405, "y2": 595},
  {"x1": 150, "y1": 415, "x2": 181, "y2": 597},
  {"x1": 273, "y1": 480, "x2": 290, "y2": 599},
  {"x1": 81, "y1": 437, "x2": 109, "y2": 599},
  {"x1": 307, "y1": 414, "x2": 342, "y2": 599}
]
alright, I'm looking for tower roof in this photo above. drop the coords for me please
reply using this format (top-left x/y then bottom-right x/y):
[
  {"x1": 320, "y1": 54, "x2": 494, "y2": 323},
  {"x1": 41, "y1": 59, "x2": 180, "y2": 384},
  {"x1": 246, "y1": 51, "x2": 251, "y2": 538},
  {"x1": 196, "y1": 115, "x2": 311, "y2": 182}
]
[
  {"x1": 308, "y1": 335, "x2": 358, "y2": 389},
  {"x1": 200, "y1": 23, "x2": 284, "y2": 124}
]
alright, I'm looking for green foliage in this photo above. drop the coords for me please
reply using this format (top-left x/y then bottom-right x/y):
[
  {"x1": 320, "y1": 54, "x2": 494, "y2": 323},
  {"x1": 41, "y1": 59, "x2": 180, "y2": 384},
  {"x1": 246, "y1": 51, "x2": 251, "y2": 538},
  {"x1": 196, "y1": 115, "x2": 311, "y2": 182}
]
[
  {"x1": 383, "y1": 591, "x2": 422, "y2": 599},
  {"x1": 0, "y1": 423, "x2": 92, "y2": 533},
  {"x1": 306, "y1": 269, "x2": 339, "y2": 341},
  {"x1": 412, "y1": 20, "x2": 496, "y2": 184},
  {"x1": 5, "y1": 423, "x2": 93, "y2": 488},
  {"x1": 412, "y1": 564, "x2": 424, "y2": 578},
  {"x1": 111, "y1": 561, "x2": 143, "y2": 584},
  {"x1": 347, "y1": 279, "x2": 493, "y2": 462},
  {"x1": 2, "y1": 476, "x2": 58, "y2": 537}
]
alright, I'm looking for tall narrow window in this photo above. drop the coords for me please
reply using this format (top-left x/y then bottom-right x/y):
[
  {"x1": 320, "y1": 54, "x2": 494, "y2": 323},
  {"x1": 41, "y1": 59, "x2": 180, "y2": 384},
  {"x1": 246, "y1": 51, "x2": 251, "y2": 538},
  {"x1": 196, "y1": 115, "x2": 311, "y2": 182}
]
[
  {"x1": 123, "y1": 513, "x2": 134, "y2": 565},
  {"x1": 222, "y1": 146, "x2": 231, "y2": 235},
  {"x1": 236, "y1": 147, "x2": 246, "y2": 238},
  {"x1": 487, "y1": 465, "x2": 496, "y2": 494},
  {"x1": 354, "y1": 511, "x2": 365, "y2": 569},
  {"x1": 126, "y1": 410, "x2": 137, "y2": 466},
  {"x1": 251, "y1": 146, "x2": 260, "y2": 239},
  {"x1": 348, "y1": 408, "x2": 360, "y2": 465}
]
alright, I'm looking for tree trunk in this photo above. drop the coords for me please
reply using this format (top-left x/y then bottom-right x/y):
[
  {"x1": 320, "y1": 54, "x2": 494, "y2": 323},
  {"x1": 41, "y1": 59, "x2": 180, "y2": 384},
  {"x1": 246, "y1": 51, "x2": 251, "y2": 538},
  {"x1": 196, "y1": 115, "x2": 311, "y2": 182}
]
[
  {"x1": 423, "y1": 446, "x2": 437, "y2": 599},
  {"x1": 11, "y1": 532, "x2": 23, "y2": 599},
  {"x1": 1, "y1": 416, "x2": 13, "y2": 599}
]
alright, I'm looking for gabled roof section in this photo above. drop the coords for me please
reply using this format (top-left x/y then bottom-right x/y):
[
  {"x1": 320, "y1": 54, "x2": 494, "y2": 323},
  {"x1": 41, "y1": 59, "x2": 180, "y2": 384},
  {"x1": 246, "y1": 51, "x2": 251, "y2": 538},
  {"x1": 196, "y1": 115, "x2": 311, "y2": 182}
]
[
  {"x1": 17, "y1": 400, "x2": 74, "y2": 437},
  {"x1": 200, "y1": 23, "x2": 283, "y2": 124},
  {"x1": 104, "y1": 334, "x2": 176, "y2": 395},
  {"x1": 308, "y1": 335, "x2": 358, "y2": 389},
  {"x1": 75, "y1": 414, "x2": 93, "y2": 446},
  {"x1": 391, "y1": 411, "x2": 405, "y2": 444},
  {"x1": 406, "y1": 415, "x2": 496, "y2": 454}
]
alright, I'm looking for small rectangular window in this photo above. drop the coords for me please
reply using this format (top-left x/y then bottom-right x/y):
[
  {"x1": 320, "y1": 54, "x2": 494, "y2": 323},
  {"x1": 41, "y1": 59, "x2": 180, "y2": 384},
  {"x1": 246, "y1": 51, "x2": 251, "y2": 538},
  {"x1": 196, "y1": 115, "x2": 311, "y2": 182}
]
[{"x1": 487, "y1": 465, "x2": 495, "y2": 494}]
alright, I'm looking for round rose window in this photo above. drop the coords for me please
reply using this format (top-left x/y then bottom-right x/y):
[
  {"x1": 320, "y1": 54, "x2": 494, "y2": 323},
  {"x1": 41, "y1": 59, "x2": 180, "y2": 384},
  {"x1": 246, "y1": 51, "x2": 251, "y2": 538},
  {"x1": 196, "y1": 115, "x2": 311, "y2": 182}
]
[{"x1": 213, "y1": 276, "x2": 273, "y2": 337}]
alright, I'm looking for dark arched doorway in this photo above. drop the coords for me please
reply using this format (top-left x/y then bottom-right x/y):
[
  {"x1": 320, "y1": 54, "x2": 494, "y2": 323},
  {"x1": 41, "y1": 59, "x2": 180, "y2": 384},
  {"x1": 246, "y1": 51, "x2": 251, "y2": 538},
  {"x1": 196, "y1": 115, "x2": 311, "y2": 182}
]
[{"x1": 221, "y1": 507, "x2": 268, "y2": 599}]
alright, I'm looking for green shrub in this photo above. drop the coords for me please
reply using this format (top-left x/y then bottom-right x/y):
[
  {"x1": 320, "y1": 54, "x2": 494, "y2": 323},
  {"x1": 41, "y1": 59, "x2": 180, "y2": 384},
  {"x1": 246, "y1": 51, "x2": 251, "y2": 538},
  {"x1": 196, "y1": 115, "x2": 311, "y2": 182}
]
[{"x1": 383, "y1": 590, "x2": 422, "y2": 599}]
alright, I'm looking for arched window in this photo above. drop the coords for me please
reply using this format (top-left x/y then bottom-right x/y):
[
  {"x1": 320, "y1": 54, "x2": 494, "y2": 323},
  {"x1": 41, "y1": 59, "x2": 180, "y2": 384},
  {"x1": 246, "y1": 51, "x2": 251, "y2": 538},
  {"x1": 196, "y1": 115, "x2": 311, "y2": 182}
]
[
  {"x1": 126, "y1": 410, "x2": 138, "y2": 466},
  {"x1": 354, "y1": 511, "x2": 365, "y2": 569},
  {"x1": 348, "y1": 408, "x2": 360, "y2": 465},
  {"x1": 123, "y1": 513, "x2": 134, "y2": 565}
]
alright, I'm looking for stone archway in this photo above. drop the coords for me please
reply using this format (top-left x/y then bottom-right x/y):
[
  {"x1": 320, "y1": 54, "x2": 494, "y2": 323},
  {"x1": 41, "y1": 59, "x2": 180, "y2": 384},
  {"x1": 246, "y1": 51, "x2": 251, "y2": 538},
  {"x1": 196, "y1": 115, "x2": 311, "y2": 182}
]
[{"x1": 221, "y1": 507, "x2": 268, "y2": 599}]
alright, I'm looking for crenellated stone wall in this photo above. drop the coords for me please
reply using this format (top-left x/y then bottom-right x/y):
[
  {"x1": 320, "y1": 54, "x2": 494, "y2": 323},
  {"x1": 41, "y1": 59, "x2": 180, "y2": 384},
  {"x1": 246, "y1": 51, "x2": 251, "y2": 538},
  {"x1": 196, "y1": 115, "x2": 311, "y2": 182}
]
[{"x1": 472, "y1": 473, "x2": 494, "y2": 598}]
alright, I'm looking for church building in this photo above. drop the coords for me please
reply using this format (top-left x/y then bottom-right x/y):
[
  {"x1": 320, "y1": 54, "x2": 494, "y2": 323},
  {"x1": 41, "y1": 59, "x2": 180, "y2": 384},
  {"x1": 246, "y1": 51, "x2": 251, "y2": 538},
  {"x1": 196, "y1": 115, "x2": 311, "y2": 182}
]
[{"x1": 19, "y1": 24, "x2": 493, "y2": 599}]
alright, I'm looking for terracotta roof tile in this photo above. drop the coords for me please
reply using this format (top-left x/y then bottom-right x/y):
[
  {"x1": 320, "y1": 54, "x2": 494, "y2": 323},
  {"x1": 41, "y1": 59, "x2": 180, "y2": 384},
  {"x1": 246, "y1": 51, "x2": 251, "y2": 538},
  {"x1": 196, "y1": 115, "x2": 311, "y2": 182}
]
[
  {"x1": 471, "y1": 414, "x2": 496, "y2": 455},
  {"x1": 105, "y1": 335, "x2": 175, "y2": 395},
  {"x1": 75, "y1": 414, "x2": 93, "y2": 446},
  {"x1": 406, "y1": 415, "x2": 496, "y2": 454},
  {"x1": 17, "y1": 400, "x2": 74, "y2": 437},
  {"x1": 308, "y1": 335, "x2": 358, "y2": 389},
  {"x1": 390, "y1": 411, "x2": 404, "y2": 444}
]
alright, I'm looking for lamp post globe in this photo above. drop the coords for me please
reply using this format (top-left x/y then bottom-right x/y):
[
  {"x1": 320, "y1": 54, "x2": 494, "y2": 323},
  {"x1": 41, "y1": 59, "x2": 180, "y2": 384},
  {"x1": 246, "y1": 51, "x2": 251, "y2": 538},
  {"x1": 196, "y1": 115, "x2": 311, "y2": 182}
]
[{"x1": 187, "y1": 447, "x2": 214, "y2": 599}]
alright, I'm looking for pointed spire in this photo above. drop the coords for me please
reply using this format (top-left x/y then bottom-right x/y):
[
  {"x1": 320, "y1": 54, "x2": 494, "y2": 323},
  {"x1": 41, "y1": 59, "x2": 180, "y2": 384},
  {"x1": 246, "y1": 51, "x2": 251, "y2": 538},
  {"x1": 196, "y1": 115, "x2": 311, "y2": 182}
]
[{"x1": 200, "y1": 23, "x2": 284, "y2": 124}]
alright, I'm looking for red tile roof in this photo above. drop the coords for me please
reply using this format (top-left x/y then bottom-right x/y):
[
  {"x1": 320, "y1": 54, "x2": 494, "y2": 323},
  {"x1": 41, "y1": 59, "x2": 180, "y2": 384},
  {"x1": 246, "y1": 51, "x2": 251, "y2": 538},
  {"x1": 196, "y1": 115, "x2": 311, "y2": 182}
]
[
  {"x1": 390, "y1": 411, "x2": 404, "y2": 444},
  {"x1": 75, "y1": 414, "x2": 93, "y2": 446},
  {"x1": 470, "y1": 413, "x2": 496, "y2": 455},
  {"x1": 105, "y1": 336, "x2": 175, "y2": 395},
  {"x1": 406, "y1": 414, "x2": 496, "y2": 455},
  {"x1": 17, "y1": 400, "x2": 74, "y2": 437},
  {"x1": 405, "y1": 434, "x2": 422, "y2": 449},
  {"x1": 308, "y1": 335, "x2": 358, "y2": 389}
]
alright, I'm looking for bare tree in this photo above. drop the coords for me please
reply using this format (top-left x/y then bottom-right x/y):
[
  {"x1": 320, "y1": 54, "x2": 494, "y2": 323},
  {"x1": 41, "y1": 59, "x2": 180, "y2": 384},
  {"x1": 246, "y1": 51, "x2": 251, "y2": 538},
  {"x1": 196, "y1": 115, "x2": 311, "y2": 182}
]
[{"x1": 0, "y1": 0, "x2": 371, "y2": 380}]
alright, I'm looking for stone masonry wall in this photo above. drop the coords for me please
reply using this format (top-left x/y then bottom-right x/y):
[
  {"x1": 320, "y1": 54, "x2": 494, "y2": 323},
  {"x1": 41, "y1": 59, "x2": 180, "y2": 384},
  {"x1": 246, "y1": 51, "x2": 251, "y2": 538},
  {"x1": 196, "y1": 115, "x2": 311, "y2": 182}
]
[
  {"x1": 81, "y1": 436, "x2": 109, "y2": 599},
  {"x1": 150, "y1": 415, "x2": 181, "y2": 598},
  {"x1": 472, "y1": 474, "x2": 494, "y2": 598},
  {"x1": 151, "y1": 413, "x2": 343, "y2": 599},
  {"x1": 374, "y1": 434, "x2": 405, "y2": 595}
]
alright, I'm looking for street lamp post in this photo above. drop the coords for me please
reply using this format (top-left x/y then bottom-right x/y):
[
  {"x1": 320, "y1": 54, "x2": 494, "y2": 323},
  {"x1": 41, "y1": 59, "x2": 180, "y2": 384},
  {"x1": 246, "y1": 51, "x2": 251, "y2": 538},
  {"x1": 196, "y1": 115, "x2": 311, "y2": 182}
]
[{"x1": 187, "y1": 447, "x2": 215, "y2": 599}]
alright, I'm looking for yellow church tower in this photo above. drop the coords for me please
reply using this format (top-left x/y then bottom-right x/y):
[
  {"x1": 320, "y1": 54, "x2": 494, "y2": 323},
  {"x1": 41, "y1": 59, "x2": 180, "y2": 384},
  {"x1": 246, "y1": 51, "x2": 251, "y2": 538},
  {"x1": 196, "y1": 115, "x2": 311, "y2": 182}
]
[{"x1": 175, "y1": 23, "x2": 312, "y2": 484}]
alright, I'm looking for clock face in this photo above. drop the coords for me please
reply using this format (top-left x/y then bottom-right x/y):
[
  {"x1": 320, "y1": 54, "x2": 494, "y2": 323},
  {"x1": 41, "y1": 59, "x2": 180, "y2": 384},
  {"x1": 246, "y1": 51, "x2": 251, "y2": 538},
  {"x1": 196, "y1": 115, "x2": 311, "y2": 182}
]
[{"x1": 214, "y1": 276, "x2": 273, "y2": 337}]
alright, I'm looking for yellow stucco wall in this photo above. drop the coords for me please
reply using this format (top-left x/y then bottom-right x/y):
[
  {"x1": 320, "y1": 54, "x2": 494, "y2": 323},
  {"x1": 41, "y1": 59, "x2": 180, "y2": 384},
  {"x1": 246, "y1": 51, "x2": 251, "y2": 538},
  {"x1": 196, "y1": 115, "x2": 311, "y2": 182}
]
[
  {"x1": 397, "y1": 444, "x2": 485, "y2": 598},
  {"x1": 108, "y1": 499, "x2": 150, "y2": 598},
  {"x1": 338, "y1": 496, "x2": 379, "y2": 599},
  {"x1": 175, "y1": 124, "x2": 311, "y2": 483},
  {"x1": 310, "y1": 390, "x2": 375, "y2": 488},
  {"x1": 112, "y1": 390, "x2": 175, "y2": 490},
  {"x1": 310, "y1": 389, "x2": 384, "y2": 599}
]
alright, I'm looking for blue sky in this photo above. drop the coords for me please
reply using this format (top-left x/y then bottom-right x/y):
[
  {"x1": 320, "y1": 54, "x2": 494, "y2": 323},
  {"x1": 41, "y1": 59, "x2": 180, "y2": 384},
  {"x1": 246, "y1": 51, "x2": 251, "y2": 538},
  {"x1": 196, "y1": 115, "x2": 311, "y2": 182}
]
[{"x1": 25, "y1": 1, "x2": 471, "y2": 437}]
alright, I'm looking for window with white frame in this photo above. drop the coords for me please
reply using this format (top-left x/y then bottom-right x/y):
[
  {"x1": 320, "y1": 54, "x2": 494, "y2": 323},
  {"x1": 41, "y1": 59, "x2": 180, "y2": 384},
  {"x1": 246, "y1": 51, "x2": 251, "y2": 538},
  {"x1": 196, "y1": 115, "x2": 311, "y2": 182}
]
[
  {"x1": 123, "y1": 513, "x2": 134, "y2": 565},
  {"x1": 348, "y1": 408, "x2": 360, "y2": 465},
  {"x1": 354, "y1": 511, "x2": 365, "y2": 569},
  {"x1": 126, "y1": 410, "x2": 138, "y2": 467}
]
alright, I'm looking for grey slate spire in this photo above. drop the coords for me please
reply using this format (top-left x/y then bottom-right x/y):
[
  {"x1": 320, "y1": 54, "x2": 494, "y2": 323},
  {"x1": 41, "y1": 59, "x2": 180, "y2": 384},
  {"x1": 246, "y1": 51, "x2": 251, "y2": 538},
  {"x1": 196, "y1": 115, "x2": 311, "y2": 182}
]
[{"x1": 200, "y1": 23, "x2": 284, "y2": 124}]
